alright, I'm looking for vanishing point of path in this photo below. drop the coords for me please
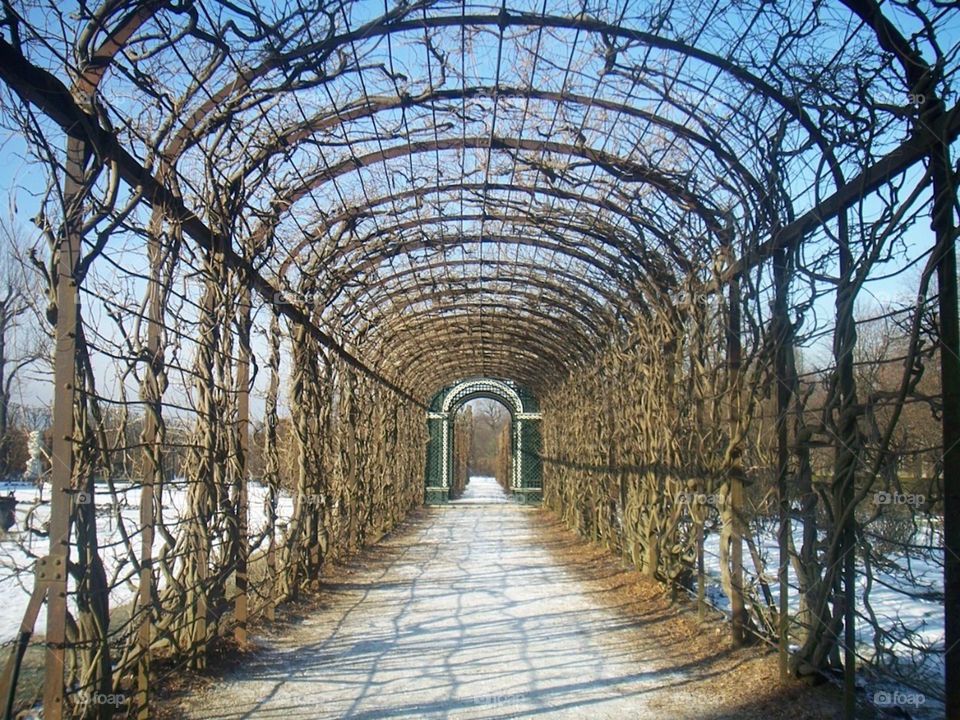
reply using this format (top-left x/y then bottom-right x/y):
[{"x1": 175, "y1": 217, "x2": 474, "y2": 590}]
[{"x1": 171, "y1": 477, "x2": 840, "y2": 719}]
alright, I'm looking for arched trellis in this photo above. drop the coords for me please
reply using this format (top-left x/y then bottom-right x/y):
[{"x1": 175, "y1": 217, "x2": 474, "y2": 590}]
[
  {"x1": 0, "y1": 2, "x2": 956, "y2": 719},
  {"x1": 425, "y1": 378, "x2": 542, "y2": 503}
]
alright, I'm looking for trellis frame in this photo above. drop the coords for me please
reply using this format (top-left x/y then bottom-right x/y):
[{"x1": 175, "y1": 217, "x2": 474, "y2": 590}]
[{"x1": 0, "y1": 2, "x2": 954, "y2": 718}]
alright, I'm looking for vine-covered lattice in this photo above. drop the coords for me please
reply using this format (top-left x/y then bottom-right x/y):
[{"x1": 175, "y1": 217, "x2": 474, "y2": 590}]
[{"x1": 0, "y1": 1, "x2": 955, "y2": 717}]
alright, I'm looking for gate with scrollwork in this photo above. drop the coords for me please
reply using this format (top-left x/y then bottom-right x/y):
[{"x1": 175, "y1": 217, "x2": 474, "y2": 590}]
[{"x1": 425, "y1": 378, "x2": 542, "y2": 503}]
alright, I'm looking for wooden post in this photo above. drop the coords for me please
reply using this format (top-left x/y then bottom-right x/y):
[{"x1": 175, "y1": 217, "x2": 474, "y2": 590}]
[
  {"x1": 697, "y1": 521, "x2": 706, "y2": 621},
  {"x1": 693, "y1": 299, "x2": 707, "y2": 622},
  {"x1": 136, "y1": 213, "x2": 167, "y2": 718},
  {"x1": 234, "y1": 285, "x2": 251, "y2": 644},
  {"x1": 136, "y1": 416, "x2": 154, "y2": 713},
  {"x1": 43, "y1": 134, "x2": 87, "y2": 720},
  {"x1": 930, "y1": 122, "x2": 960, "y2": 720},
  {"x1": 832, "y1": 205, "x2": 858, "y2": 720},
  {"x1": 264, "y1": 311, "x2": 281, "y2": 622},
  {"x1": 726, "y1": 255, "x2": 747, "y2": 646},
  {"x1": 773, "y1": 244, "x2": 792, "y2": 682},
  {"x1": 191, "y1": 244, "x2": 218, "y2": 672}
]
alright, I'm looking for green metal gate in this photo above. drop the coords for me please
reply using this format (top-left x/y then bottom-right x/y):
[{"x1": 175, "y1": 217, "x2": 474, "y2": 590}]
[{"x1": 425, "y1": 378, "x2": 542, "y2": 503}]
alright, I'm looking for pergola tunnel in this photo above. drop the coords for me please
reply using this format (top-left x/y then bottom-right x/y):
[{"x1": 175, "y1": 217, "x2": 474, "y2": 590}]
[{"x1": 0, "y1": 1, "x2": 956, "y2": 718}]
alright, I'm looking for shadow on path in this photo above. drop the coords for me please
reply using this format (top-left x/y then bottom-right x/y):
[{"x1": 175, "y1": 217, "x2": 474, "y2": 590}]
[{"x1": 172, "y1": 477, "x2": 841, "y2": 719}]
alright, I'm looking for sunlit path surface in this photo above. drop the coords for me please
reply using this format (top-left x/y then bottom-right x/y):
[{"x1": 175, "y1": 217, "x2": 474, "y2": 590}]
[
  {"x1": 450, "y1": 475, "x2": 510, "y2": 505},
  {"x1": 171, "y1": 478, "x2": 848, "y2": 720},
  {"x1": 172, "y1": 483, "x2": 832, "y2": 720}
]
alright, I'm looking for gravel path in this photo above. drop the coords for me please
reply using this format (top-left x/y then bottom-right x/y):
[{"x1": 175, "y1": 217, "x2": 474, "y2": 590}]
[{"x1": 172, "y1": 477, "x2": 839, "y2": 719}]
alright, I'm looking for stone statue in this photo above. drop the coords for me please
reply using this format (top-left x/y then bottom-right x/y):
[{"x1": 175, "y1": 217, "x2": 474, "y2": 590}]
[{"x1": 25, "y1": 430, "x2": 43, "y2": 482}]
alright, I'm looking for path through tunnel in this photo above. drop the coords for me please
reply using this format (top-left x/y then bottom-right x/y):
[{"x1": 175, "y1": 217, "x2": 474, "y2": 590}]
[
  {"x1": 0, "y1": 1, "x2": 956, "y2": 718},
  {"x1": 446, "y1": 397, "x2": 511, "y2": 498}
]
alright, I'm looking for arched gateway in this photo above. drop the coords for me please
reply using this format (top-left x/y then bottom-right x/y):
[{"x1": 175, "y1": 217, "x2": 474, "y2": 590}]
[{"x1": 425, "y1": 378, "x2": 542, "y2": 503}]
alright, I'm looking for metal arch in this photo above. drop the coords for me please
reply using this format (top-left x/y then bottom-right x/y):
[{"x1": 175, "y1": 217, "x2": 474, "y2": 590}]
[
  {"x1": 441, "y1": 379, "x2": 527, "y2": 415},
  {"x1": 212, "y1": 2, "x2": 848, "y2": 307},
  {"x1": 327, "y1": 256, "x2": 628, "y2": 314},
  {"x1": 256, "y1": 84, "x2": 763, "y2": 245},
  {"x1": 355, "y1": 303, "x2": 607, "y2": 385},
  {"x1": 386, "y1": 328, "x2": 587, "y2": 397},
  {"x1": 366, "y1": 310, "x2": 602, "y2": 369},
  {"x1": 35, "y1": 5, "x2": 843, "y2": 253},
  {"x1": 302, "y1": 213, "x2": 680, "y2": 299},
  {"x1": 339, "y1": 309, "x2": 613, "y2": 378},
  {"x1": 265, "y1": 88, "x2": 764, "y2": 269},
  {"x1": 149, "y1": 7, "x2": 843, "y2": 210},
  {"x1": 375, "y1": 333, "x2": 587, "y2": 391},
  {"x1": 257, "y1": 135, "x2": 725, "y2": 235},
  {"x1": 334, "y1": 281, "x2": 617, "y2": 348},
  {"x1": 11, "y1": 27, "x2": 911, "y2": 412},
  {"x1": 0, "y1": 6, "x2": 857, "y2": 410},
  {"x1": 16, "y1": 4, "x2": 860, "y2": 294},
  {"x1": 428, "y1": 378, "x2": 541, "y2": 494},
  {"x1": 278, "y1": 180, "x2": 696, "y2": 279},
  {"x1": 312, "y1": 230, "x2": 656, "y2": 314},
  {"x1": 155, "y1": 5, "x2": 850, "y2": 345},
  {"x1": 407, "y1": 353, "x2": 574, "y2": 400},
  {"x1": 231, "y1": 9, "x2": 842, "y2": 250}
]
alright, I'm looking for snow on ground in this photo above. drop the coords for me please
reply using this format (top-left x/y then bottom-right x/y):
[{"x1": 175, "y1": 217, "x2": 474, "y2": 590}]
[
  {"x1": 0, "y1": 476, "x2": 944, "y2": 717},
  {"x1": 0, "y1": 479, "x2": 292, "y2": 644},
  {"x1": 698, "y1": 518, "x2": 944, "y2": 717},
  {"x1": 171, "y1": 476, "x2": 840, "y2": 720},
  {"x1": 450, "y1": 476, "x2": 511, "y2": 504}
]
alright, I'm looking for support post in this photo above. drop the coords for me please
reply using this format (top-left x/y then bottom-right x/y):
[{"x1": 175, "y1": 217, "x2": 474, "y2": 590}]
[
  {"x1": 514, "y1": 419, "x2": 523, "y2": 491},
  {"x1": 930, "y1": 121, "x2": 960, "y2": 720},
  {"x1": 234, "y1": 285, "x2": 251, "y2": 644},
  {"x1": 1, "y1": 557, "x2": 58, "y2": 720},
  {"x1": 441, "y1": 415, "x2": 450, "y2": 493},
  {"x1": 42, "y1": 135, "x2": 87, "y2": 720},
  {"x1": 696, "y1": 520, "x2": 706, "y2": 622},
  {"x1": 137, "y1": 432, "x2": 155, "y2": 713},
  {"x1": 726, "y1": 256, "x2": 747, "y2": 646},
  {"x1": 264, "y1": 311, "x2": 281, "y2": 622},
  {"x1": 136, "y1": 213, "x2": 167, "y2": 718},
  {"x1": 773, "y1": 244, "x2": 792, "y2": 682},
  {"x1": 833, "y1": 207, "x2": 858, "y2": 720}
]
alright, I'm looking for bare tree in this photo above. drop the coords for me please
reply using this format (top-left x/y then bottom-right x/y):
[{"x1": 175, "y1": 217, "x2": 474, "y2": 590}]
[
  {"x1": 0, "y1": 220, "x2": 45, "y2": 477},
  {"x1": 466, "y1": 400, "x2": 508, "y2": 476}
]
